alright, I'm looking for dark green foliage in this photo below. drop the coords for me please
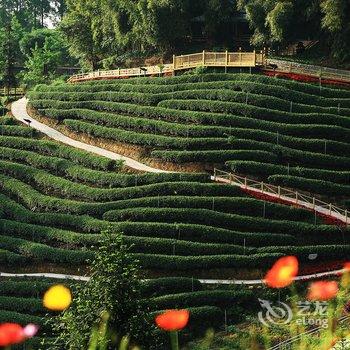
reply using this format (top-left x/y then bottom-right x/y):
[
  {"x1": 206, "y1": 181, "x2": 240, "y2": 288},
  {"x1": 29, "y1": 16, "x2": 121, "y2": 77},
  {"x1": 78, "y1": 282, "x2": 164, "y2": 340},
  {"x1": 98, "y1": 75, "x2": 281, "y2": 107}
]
[{"x1": 51, "y1": 231, "x2": 158, "y2": 350}]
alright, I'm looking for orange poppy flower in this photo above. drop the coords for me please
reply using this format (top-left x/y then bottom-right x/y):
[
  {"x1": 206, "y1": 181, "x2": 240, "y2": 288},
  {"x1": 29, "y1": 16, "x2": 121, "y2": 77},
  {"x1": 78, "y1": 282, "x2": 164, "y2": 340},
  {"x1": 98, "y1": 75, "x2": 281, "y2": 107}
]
[
  {"x1": 0, "y1": 323, "x2": 25, "y2": 347},
  {"x1": 307, "y1": 281, "x2": 339, "y2": 301},
  {"x1": 344, "y1": 262, "x2": 350, "y2": 272},
  {"x1": 265, "y1": 256, "x2": 299, "y2": 288},
  {"x1": 155, "y1": 310, "x2": 190, "y2": 331}
]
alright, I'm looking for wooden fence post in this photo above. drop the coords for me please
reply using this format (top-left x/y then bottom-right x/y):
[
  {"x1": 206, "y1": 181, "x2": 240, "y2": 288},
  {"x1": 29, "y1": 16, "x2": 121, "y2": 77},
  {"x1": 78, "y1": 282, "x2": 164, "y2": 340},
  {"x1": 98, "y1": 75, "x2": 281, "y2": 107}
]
[
  {"x1": 244, "y1": 177, "x2": 247, "y2": 189},
  {"x1": 329, "y1": 203, "x2": 332, "y2": 215},
  {"x1": 202, "y1": 50, "x2": 205, "y2": 66},
  {"x1": 225, "y1": 50, "x2": 228, "y2": 73}
]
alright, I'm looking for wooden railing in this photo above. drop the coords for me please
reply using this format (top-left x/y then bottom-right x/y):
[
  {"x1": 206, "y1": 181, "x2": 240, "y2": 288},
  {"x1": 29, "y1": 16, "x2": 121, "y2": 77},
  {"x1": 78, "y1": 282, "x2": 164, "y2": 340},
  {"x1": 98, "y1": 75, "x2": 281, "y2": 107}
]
[
  {"x1": 0, "y1": 87, "x2": 25, "y2": 96},
  {"x1": 266, "y1": 58, "x2": 350, "y2": 83},
  {"x1": 213, "y1": 169, "x2": 349, "y2": 225},
  {"x1": 173, "y1": 50, "x2": 265, "y2": 70},
  {"x1": 68, "y1": 64, "x2": 174, "y2": 83},
  {"x1": 68, "y1": 50, "x2": 266, "y2": 83}
]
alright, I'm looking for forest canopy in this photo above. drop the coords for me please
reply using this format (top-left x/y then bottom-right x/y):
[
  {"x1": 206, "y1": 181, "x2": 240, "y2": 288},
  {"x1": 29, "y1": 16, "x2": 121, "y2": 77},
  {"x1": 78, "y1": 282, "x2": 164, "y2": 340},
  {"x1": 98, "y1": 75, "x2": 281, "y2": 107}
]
[{"x1": 0, "y1": 0, "x2": 349, "y2": 87}]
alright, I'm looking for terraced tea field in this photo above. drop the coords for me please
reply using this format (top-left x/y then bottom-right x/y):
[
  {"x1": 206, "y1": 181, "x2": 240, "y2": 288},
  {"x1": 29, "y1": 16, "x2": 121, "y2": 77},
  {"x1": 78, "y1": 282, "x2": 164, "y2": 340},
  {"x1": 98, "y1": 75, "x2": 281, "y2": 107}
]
[
  {"x1": 28, "y1": 73, "x2": 350, "y2": 207},
  {"x1": 2, "y1": 72, "x2": 350, "y2": 344},
  {"x1": 2, "y1": 118, "x2": 345, "y2": 271}
]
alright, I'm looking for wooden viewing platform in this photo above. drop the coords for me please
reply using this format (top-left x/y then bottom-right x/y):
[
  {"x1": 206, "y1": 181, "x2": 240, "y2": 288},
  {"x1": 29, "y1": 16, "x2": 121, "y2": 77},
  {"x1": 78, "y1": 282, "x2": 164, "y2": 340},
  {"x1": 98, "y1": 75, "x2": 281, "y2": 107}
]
[{"x1": 67, "y1": 50, "x2": 265, "y2": 83}]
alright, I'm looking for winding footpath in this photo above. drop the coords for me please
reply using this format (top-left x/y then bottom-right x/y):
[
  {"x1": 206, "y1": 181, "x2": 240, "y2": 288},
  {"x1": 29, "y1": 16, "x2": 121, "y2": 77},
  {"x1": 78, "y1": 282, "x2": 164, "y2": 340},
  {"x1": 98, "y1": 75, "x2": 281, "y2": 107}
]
[
  {"x1": 0, "y1": 268, "x2": 345, "y2": 285},
  {"x1": 11, "y1": 98, "x2": 170, "y2": 173},
  {"x1": 7, "y1": 97, "x2": 348, "y2": 285}
]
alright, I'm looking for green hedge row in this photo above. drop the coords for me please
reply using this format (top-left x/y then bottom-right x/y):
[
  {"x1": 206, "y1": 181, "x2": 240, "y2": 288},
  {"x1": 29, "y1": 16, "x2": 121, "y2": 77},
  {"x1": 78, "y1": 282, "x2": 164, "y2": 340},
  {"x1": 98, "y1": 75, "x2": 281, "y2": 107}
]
[
  {"x1": 0, "y1": 310, "x2": 44, "y2": 326},
  {"x1": 0, "y1": 296, "x2": 45, "y2": 315},
  {"x1": 0, "y1": 280, "x2": 53, "y2": 298},
  {"x1": 70, "y1": 73, "x2": 350, "y2": 99},
  {"x1": 158, "y1": 99, "x2": 350, "y2": 130},
  {"x1": 0, "y1": 145, "x2": 206, "y2": 187},
  {"x1": 0, "y1": 219, "x2": 256, "y2": 257},
  {"x1": 267, "y1": 175, "x2": 350, "y2": 197},
  {"x1": 227, "y1": 139, "x2": 350, "y2": 167},
  {"x1": 227, "y1": 160, "x2": 350, "y2": 184},
  {"x1": 8, "y1": 216, "x2": 337, "y2": 258},
  {"x1": 34, "y1": 78, "x2": 350, "y2": 109},
  {"x1": 28, "y1": 90, "x2": 160, "y2": 106},
  {"x1": 44, "y1": 78, "x2": 350, "y2": 110},
  {"x1": 0, "y1": 164, "x2": 242, "y2": 207},
  {"x1": 227, "y1": 138, "x2": 350, "y2": 170},
  {"x1": 0, "y1": 117, "x2": 15, "y2": 125},
  {"x1": 39, "y1": 107, "x2": 350, "y2": 158},
  {"x1": 0, "y1": 135, "x2": 117, "y2": 171},
  {"x1": 102, "y1": 196, "x2": 315, "y2": 222},
  {"x1": 260, "y1": 245, "x2": 350, "y2": 260},
  {"x1": 103, "y1": 207, "x2": 349, "y2": 242},
  {"x1": 0, "y1": 234, "x2": 93, "y2": 264},
  {"x1": 0, "y1": 249, "x2": 25, "y2": 264},
  {"x1": 29, "y1": 87, "x2": 350, "y2": 117},
  {"x1": 133, "y1": 252, "x2": 283, "y2": 270},
  {"x1": 229, "y1": 136, "x2": 350, "y2": 159},
  {"x1": 0, "y1": 125, "x2": 37, "y2": 138},
  {"x1": 1, "y1": 194, "x2": 300, "y2": 247},
  {"x1": 151, "y1": 149, "x2": 278, "y2": 164},
  {"x1": 148, "y1": 290, "x2": 256, "y2": 310},
  {"x1": 41, "y1": 107, "x2": 349, "y2": 155},
  {"x1": 41, "y1": 107, "x2": 230, "y2": 138},
  {"x1": 29, "y1": 100, "x2": 350, "y2": 141},
  {"x1": 64, "y1": 118, "x2": 230, "y2": 150},
  {"x1": 141, "y1": 277, "x2": 203, "y2": 298},
  {"x1": 164, "y1": 90, "x2": 350, "y2": 117}
]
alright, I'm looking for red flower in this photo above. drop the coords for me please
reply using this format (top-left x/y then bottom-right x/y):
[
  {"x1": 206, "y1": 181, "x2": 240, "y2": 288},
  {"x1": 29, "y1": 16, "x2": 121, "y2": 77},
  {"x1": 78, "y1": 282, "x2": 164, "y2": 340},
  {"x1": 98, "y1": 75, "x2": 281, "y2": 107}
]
[
  {"x1": 265, "y1": 256, "x2": 299, "y2": 288},
  {"x1": 307, "y1": 281, "x2": 339, "y2": 301},
  {"x1": 344, "y1": 262, "x2": 350, "y2": 272},
  {"x1": 155, "y1": 310, "x2": 190, "y2": 331},
  {"x1": 0, "y1": 323, "x2": 25, "y2": 347}
]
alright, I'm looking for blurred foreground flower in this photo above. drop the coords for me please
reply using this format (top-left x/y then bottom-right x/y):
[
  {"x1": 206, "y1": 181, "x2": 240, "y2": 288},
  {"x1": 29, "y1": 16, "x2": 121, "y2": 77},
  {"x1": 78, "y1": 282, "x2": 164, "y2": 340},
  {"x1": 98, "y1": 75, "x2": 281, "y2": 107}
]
[
  {"x1": 155, "y1": 309, "x2": 189, "y2": 331},
  {"x1": 155, "y1": 310, "x2": 190, "y2": 350},
  {"x1": 0, "y1": 322, "x2": 38, "y2": 347},
  {"x1": 265, "y1": 256, "x2": 299, "y2": 288},
  {"x1": 43, "y1": 284, "x2": 72, "y2": 311},
  {"x1": 23, "y1": 324, "x2": 39, "y2": 338},
  {"x1": 307, "y1": 281, "x2": 339, "y2": 301}
]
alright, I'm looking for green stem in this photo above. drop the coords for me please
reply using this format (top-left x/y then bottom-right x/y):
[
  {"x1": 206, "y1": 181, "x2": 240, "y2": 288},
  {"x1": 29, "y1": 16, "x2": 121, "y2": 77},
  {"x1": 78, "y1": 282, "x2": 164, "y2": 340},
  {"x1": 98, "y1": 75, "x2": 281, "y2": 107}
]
[{"x1": 169, "y1": 331, "x2": 179, "y2": 350}]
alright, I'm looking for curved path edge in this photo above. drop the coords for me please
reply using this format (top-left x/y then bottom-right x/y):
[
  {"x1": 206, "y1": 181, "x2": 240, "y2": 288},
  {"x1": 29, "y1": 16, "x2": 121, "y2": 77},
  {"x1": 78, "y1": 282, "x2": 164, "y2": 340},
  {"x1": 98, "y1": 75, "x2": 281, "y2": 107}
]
[
  {"x1": 0, "y1": 268, "x2": 345, "y2": 285},
  {"x1": 11, "y1": 98, "x2": 170, "y2": 173}
]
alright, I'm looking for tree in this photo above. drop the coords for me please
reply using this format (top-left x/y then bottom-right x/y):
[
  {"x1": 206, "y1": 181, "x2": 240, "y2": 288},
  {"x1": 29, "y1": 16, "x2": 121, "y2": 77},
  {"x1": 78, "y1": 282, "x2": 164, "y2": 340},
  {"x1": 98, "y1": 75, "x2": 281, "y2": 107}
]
[
  {"x1": 0, "y1": 16, "x2": 24, "y2": 88},
  {"x1": 21, "y1": 29, "x2": 70, "y2": 86},
  {"x1": 59, "y1": 0, "x2": 102, "y2": 69},
  {"x1": 50, "y1": 231, "x2": 158, "y2": 349},
  {"x1": 321, "y1": 0, "x2": 350, "y2": 62}
]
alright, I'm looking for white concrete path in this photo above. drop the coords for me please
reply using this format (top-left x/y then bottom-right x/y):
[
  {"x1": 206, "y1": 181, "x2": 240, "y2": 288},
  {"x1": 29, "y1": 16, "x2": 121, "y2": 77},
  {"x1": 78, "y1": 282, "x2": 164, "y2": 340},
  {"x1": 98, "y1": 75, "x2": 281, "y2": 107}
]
[
  {"x1": 0, "y1": 268, "x2": 345, "y2": 285},
  {"x1": 11, "y1": 98, "x2": 170, "y2": 173}
]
